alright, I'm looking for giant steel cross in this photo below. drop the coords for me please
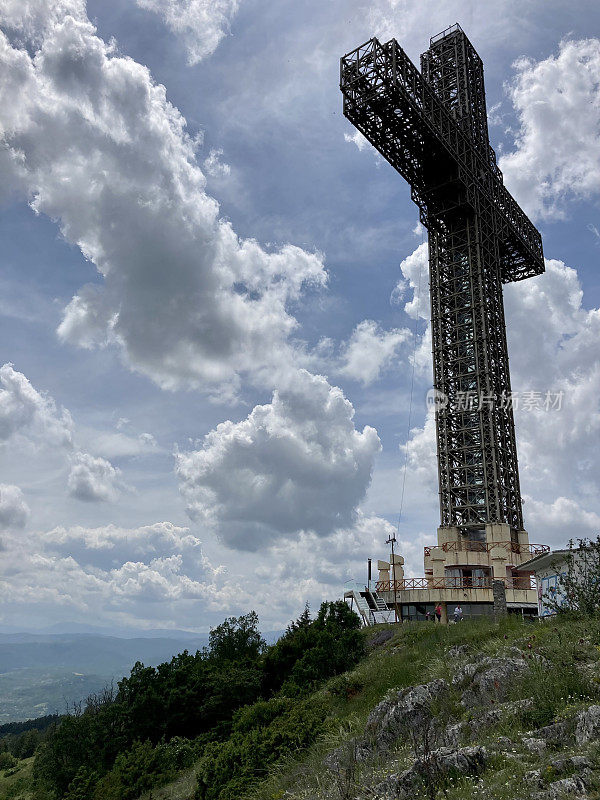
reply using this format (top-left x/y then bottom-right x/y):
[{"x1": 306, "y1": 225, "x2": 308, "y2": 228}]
[{"x1": 340, "y1": 25, "x2": 544, "y2": 536}]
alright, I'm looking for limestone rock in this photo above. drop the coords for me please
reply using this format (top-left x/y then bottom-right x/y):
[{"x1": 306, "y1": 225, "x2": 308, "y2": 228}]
[
  {"x1": 550, "y1": 756, "x2": 592, "y2": 773},
  {"x1": 524, "y1": 768, "x2": 543, "y2": 789},
  {"x1": 452, "y1": 661, "x2": 479, "y2": 687},
  {"x1": 535, "y1": 720, "x2": 571, "y2": 745},
  {"x1": 364, "y1": 679, "x2": 448, "y2": 751},
  {"x1": 522, "y1": 737, "x2": 547, "y2": 757},
  {"x1": 575, "y1": 705, "x2": 600, "y2": 745},
  {"x1": 374, "y1": 746, "x2": 488, "y2": 800},
  {"x1": 532, "y1": 774, "x2": 590, "y2": 799},
  {"x1": 455, "y1": 656, "x2": 529, "y2": 707},
  {"x1": 443, "y1": 721, "x2": 467, "y2": 748},
  {"x1": 494, "y1": 735, "x2": 517, "y2": 751},
  {"x1": 325, "y1": 679, "x2": 448, "y2": 771},
  {"x1": 447, "y1": 644, "x2": 469, "y2": 658}
]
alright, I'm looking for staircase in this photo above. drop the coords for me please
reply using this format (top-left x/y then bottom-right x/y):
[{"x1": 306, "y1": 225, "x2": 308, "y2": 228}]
[
  {"x1": 370, "y1": 592, "x2": 393, "y2": 623},
  {"x1": 344, "y1": 585, "x2": 393, "y2": 626}
]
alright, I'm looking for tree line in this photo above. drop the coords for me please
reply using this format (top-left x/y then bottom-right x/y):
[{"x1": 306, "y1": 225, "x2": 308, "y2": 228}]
[{"x1": 26, "y1": 600, "x2": 363, "y2": 800}]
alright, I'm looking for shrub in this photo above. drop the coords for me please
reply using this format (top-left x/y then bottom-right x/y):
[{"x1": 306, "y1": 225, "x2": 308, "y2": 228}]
[
  {"x1": 92, "y1": 738, "x2": 198, "y2": 800},
  {"x1": 232, "y1": 698, "x2": 294, "y2": 733},
  {"x1": 262, "y1": 601, "x2": 363, "y2": 697},
  {"x1": 195, "y1": 697, "x2": 327, "y2": 800},
  {"x1": 327, "y1": 674, "x2": 365, "y2": 700},
  {"x1": 64, "y1": 767, "x2": 99, "y2": 800},
  {"x1": 0, "y1": 751, "x2": 17, "y2": 769}
]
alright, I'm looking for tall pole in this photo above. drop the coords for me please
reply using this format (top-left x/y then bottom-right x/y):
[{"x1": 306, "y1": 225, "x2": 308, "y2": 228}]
[{"x1": 386, "y1": 534, "x2": 399, "y2": 623}]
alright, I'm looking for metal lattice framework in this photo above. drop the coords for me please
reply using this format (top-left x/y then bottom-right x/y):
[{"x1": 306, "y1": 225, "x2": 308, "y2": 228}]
[{"x1": 340, "y1": 24, "x2": 544, "y2": 536}]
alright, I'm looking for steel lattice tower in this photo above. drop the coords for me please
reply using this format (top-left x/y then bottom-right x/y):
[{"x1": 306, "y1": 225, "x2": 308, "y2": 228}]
[{"x1": 340, "y1": 25, "x2": 544, "y2": 537}]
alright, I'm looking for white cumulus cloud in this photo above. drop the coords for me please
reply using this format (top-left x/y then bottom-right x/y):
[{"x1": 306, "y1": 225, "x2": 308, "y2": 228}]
[
  {"x1": 203, "y1": 148, "x2": 230, "y2": 177},
  {"x1": 343, "y1": 130, "x2": 369, "y2": 152},
  {"x1": 136, "y1": 0, "x2": 241, "y2": 65},
  {"x1": 0, "y1": 484, "x2": 30, "y2": 529},
  {"x1": 175, "y1": 370, "x2": 381, "y2": 550},
  {"x1": 339, "y1": 320, "x2": 409, "y2": 385},
  {"x1": 67, "y1": 452, "x2": 125, "y2": 503},
  {"x1": 0, "y1": 520, "x2": 238, "y2": 629},
  {"x1": 525, "y1": 497, "x2": 600, "y2": 550},
  {"x1": 500, "y1": 38, "x2": 600, "y2": 220},
  {"x1": 0, "y1": 3, "x2": 326, "y2": 394},
  {"x1": 0, "y1": 363, "x2": 73, "y2": 447},
  {"x1": 44, "y1": 521, "x2": 205, "y2": 570},
  {"x1": 390, "y1": 243, "x2": 431, "y2": 376}
]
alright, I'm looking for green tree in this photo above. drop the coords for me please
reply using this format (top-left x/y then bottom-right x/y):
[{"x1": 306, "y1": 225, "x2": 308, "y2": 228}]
[
  {"x1": 262, "y1": 601, "x2": 363, "y2": 696},
  {"x1": 63, "y1": 767, "x2": 99, "y2": 800},
  {"x1": 0, "y1": 751, "x2": 17, "y2": 769},
  {"x1": 208, "y1": 611, "x2": 266, "y2": 662},
  {"x1": 33, "y1": 689, "x2": 126, "y2": 796}
]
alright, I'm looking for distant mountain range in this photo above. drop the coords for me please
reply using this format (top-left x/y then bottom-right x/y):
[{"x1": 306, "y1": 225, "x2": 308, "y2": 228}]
[
  {"x1": 0, "y1": 628, "x2": 283, "y2": 723},
  {"x1": 0, "y1": 622, "x2": 208, "y2": 638}
]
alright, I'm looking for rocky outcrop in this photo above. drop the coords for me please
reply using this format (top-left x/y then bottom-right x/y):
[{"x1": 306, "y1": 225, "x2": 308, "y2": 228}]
[
  {"x1": 325, "y1": 679, "x2": 449, "y2": 771},
  {"x1": 442, "y1": 699, "x2": 533, "y2": 747},
  {"x1": 326, "y1": 648, "x2": 600, "y2": 800},
  {"x1": 527, "y1": 770, "x2": 591, "y2": 800},
  {"x1": 535, "y1": 720, "x2": 572, "y2": 746},
  {"x1": 447, "y1": 644, "x2": 469, "y2": 658},
  {"x1": 453, "y1": 655, "x2": 529, "y2": 707},
  {"x1": 522, "y1": 736, "x2": 547, "y2": 757},
  {"x1": 373, "y1": 746, "x2": 488, "y2": 800},
  {"x1": 537, "y1": 776, "x2": 589, "y2": 799},
  {"x1": 575, "y1": 705, "x2": 600, "y2": 744},
  {"x1": 364, "y1": 679, "x2": 448, "y2": 751}
]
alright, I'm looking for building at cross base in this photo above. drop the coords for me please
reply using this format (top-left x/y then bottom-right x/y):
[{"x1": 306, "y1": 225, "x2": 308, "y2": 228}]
[{"x1": 375, "y1": 524, "x2": 549, "y2": 623}]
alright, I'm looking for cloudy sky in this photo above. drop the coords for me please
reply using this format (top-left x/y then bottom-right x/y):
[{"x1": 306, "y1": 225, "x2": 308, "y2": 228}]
[{"x1": 1, "y1": 0, "x2": 599, "y2": 633}]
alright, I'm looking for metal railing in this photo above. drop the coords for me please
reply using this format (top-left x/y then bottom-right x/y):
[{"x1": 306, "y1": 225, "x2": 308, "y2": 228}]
[
  {"x1": 423, "y1": 541, "x2": 549, "y2": 557},
  {"x1": 376, "y1": 575, "x2": 537, "y2": 592},
  {"x1": 430, "y1": 23, "x2": 463, "y2": 45}
]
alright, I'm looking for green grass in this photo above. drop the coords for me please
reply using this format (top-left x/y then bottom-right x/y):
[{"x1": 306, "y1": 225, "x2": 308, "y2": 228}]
[
  {"x1": 138, "y1": 766, "x2": 198, "y2": 800},
  {"x1": 0, "y1": 757, "x2": 35, "y2": 800}
]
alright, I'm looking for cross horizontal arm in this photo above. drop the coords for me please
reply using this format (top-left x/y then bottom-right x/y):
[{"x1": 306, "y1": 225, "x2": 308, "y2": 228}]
[{"x1": 340, "y1": 37, "x2": 544, "y2": 283}]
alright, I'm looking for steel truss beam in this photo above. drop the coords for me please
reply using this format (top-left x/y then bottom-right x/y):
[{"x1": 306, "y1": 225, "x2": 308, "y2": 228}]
[{"x1": 340, "y1": 24, "x2": 545, "y2": 535}]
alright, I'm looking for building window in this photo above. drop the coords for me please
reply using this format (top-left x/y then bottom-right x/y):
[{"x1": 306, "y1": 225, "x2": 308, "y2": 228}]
[{"x1": 401, "y1": 603, "x2": 436, "y2": 621}]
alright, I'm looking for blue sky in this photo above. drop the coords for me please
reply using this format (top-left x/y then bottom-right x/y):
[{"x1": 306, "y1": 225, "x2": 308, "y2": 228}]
[{"x1": 1, "y1": 0, "x2": 600, "y2": 632}]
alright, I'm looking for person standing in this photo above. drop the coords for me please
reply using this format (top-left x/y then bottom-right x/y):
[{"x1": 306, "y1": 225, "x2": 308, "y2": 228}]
[
  {"x1": 453, "y1": 605, "x2": 463, "y2": 623},
  {"x1": 435, "y1": 603, "x2": 442, "y2": 623}
]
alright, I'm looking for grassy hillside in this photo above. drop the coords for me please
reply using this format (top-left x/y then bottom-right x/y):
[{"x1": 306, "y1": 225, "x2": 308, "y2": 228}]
[
  {"x1": 147, "y1": 614, "x2": 600, "y2": 800},
  {"x1": 248, "y1": 615, "x2": 600, "y2": 800},
  {"x1": 0, "y1": 757, "x2": 34, "y2": 800},
  {"x1": 4, "y1": 611, "x2": 600, "y2": 800}
]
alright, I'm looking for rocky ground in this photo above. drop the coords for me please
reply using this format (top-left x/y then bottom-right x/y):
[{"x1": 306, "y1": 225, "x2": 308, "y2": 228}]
[
  {"x1": 250, "y1": 617, "x2": 600, "y2": 800},
  {"x1": 324, "y1": 643, "x2": 600, "y2": 799}
]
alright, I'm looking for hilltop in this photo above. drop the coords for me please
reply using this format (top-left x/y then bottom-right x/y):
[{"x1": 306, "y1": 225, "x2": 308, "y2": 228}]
[{"x1": 3, "y1": 609, "x2": 600, "y2": 799}]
